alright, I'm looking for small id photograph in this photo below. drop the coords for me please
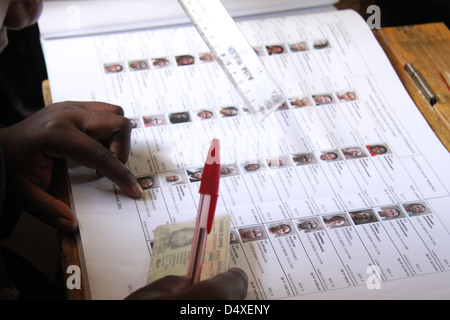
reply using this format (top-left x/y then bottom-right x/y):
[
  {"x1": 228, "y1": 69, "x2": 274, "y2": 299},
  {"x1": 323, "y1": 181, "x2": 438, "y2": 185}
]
[
  {"x1": 238, "y1": 225, "x2": 267, "y2": 243},
  {"x1": 266, "y1": 44, "x2": 287, "y2": 55},
  {"x1": 289, "y1": 96, "x2": 313, "y2": 108},
  {"x1": 186, "y1": 168, "x2": 203, "y2": 182},
  {"x1": 194, "y1": 109, "x2": 215, "y2": 120},
  {"x1": 104, "y1": 62, "x2": 124, "y2": 73},
  {"x1": 199, "y1": 52, "x2": 215, "y2": 63},
  {"x1": 128, "y1": 59, "x2": 150, "y2": 71},
  {"x1": 176, "y1": 54, "x2": 195, "y2": 66},
  {"x1": 266, "y1": 156, "x2": 289, "y2": 170},
  {"x1": 348, "y1": 209, "x2": 379, "y2": 225},
  {"x1": 137, "y1": 175, "x2": 158, "y2": 190},
  {"x1": 365, "y1": 143, "x2": 390, "y2": 156},
  {"x1": 322, "y1": 214, "x2": 351, "y2": 229},
  {"x1": 313, "y1": 93, "x2": 334, "y2": 105},
  {"x1": 319, "y1": 150, "x2": 341, "y2": 162},
  {"x1": 292, "y1": 153, "x2": 316, "y2": 166},
  {"x1": 161, "y1": 170, "x2": 186, "y2": 187},
  {"x1": 168, "y1": 111, "x2": 191, "y2": 124},
  {"x1": 376, "y1": 206, "x2": 404, "y2": 221},
  {"x1": 289, "y1": 41, "x2": 309, "y2": 52},
  {"x1": 312, "y1": 39, "x2": 330, "y2": 50},
  {"x1": 402, "y1": 202, "x2": 430, "y2": 217},
  {"x1": 218, "y1": 106, "x2": 239, "y2": 117},
  {"x1": 341, "y1": 147, "x2": 367, "y2": 160},
  {"x1": 151, "y1": 57, "x2": 171, "y2": 68},
  {"x1": 142, "y1": 114, "x2": 166, "y2": 127},
  {"x1": 336, "y1": 90, "x2": 358, "y2": 102},
  {"x1": 241, "y1": 161, "x2": 264, "y2": 173},
  {"x1": 296, "y1": 217, "x2": 323, "y2": 233},
  {"x1": 220, "y1": 164, "x2": 239, "y2": 177},
  {"x1": 266, "y1": 221, "x2": 294, "y2": 237}
]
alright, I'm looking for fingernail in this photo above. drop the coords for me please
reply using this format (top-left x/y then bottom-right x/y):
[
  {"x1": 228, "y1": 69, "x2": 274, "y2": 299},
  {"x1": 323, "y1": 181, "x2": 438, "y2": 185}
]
[
  {"x1": 134, "y1": 182, "x2": 144, "y2": 198},
  {"x1": 55, "y1": 217, "x2": 78, "y2": 233}
]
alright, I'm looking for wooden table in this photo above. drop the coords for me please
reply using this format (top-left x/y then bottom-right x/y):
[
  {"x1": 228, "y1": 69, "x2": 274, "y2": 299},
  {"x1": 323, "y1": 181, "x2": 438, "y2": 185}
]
[
  {"x1": 43, "y1": 22, "x2": 450, "y2": 300},
  {"x1": 374, "y1": 23, "x2": 450, "y2": 152},
  {"x1": 42, "y1": 83, "x2": 86, "y2": 300}
]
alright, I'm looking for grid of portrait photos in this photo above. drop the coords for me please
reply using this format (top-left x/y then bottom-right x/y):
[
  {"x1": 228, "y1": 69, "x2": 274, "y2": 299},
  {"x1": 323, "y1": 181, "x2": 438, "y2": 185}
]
[
  {"x1": 105, "y1": 37, "x2": 436, "y2": 253},
  {"x1": 111, "y1": 36, "x2": 392, "y2": 172},
  {"x1": 232, "y1": 200, "x2": 433, "y2": 245},
  {"x1": 103, "y1": 37, "x2": 358, "y2": 113}
]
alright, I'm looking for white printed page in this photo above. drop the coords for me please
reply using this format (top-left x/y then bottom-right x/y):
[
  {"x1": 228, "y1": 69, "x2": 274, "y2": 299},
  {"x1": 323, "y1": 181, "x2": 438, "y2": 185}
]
[{"x1": 42, "y1": 9, "x2": 450, "y2": 300}]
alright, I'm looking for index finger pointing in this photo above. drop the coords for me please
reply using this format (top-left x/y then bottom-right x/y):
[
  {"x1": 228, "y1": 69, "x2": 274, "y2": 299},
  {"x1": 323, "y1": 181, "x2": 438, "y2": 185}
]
[{"x1": 68, "y1": 132, "x2": 142, "y2": 198}]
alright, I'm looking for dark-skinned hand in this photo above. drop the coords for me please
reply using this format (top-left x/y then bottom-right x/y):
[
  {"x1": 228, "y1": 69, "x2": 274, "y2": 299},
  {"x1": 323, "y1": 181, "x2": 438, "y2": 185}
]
[
  {"x1": 125, "y1": 268, "x2": 248, "y2": 300},
  {"x1": 0, "y1": 101, "x2": 143, "y2": 233}
]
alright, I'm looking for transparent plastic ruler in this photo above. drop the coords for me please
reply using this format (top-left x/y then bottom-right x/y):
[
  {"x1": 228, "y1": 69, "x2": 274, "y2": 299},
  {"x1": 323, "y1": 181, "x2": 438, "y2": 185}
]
[{"x1": 178, "y1": 0, "x2": 286, "y2": 121}]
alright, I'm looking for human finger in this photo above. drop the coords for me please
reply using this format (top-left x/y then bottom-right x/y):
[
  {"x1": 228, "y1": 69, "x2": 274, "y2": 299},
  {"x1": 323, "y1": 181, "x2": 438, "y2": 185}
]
[
  {"x1": 17, "y1": 177, "x2": 78, "y2": 233},
  {"x1": 52, "y1": 102, "x2": 132, "y2": 164},
  {"x1": 61, "y1": 131, "x2": 142, "y2": 198},
  {"x1": 175, "y1": 268, "x2": 248, "y2": 300},
  {"x1": 42, "y1": 103, "x2": 142, "y2": 198},
  {"x1": 125, "y1": 268, "x2": 248, "y2": 300},
  {"x1": 125, "y1": 275, "x2": 187, "y2": 300}
]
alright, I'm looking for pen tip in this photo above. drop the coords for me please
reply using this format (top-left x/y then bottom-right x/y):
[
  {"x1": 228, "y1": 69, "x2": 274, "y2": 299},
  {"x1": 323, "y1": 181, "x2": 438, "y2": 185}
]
[{"x1": 206, "y1": 139, "x2": 220, "y2": 165}]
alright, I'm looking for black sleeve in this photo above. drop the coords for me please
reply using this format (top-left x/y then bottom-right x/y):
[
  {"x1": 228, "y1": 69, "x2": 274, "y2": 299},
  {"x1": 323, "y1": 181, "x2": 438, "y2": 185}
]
[
  {"x1": 0, "y1": 143, "x2": 5, "y2": 221},
  {"x1": 0, "y1": 144, "x2": 21, "y2": 239}
]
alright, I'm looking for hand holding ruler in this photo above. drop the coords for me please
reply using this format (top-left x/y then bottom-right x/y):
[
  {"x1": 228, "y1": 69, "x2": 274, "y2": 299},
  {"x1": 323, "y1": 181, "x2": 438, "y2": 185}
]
[{"x1": 178, "y1": 0, "x2": 286, "y2": 121}]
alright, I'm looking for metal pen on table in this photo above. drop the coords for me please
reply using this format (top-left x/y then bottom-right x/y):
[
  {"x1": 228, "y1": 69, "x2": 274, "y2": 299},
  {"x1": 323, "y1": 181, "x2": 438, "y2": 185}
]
[
  {"x1": 185, "y1": 138, "x2": 221, "y2": 287},
  {"x1": 405, "y1": 63, "x2": 437, "y2": 105}
]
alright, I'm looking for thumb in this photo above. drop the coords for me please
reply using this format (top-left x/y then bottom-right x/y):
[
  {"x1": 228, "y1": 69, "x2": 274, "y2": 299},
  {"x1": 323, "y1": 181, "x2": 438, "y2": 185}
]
[{"x1": 20, "y1": 181, "x2": 78, "y2": 233}]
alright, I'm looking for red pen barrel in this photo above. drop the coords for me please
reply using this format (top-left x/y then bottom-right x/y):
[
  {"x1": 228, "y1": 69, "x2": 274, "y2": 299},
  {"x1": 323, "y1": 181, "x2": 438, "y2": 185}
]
[
  {"x1": 186, "y1": 227, "x2": 207, "y2": 287},
  {"x1": 199, "y1": 139, "x2": 221, "y2": 233},
  {"x1": 199, "y1": 141, "x2": 221, "y2": 196},
  {"x1": 185, "y1": 139, "x2": 221, "y2": 287},
  {"x1": 185, "y1": 193, "x2": 213, "y2": 287}
]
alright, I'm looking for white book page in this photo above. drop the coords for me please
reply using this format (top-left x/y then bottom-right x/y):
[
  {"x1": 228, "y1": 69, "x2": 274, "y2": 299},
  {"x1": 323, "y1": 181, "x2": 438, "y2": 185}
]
[{"x1": 42, "y1": 9, "x2": 450, "y2": 300}]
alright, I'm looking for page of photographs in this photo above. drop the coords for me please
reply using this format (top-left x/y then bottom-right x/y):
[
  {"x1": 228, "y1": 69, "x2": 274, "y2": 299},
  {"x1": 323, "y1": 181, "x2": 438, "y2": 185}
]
[{"x1": 42, "y1": 10, "x2": 450, "y2": 299}]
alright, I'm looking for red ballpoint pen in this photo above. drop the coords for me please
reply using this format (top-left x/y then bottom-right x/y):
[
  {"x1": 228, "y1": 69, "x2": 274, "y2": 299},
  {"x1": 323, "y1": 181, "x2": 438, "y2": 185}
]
[{"x1": 185, "y1": 138, "x2": 221, "y2": 287}]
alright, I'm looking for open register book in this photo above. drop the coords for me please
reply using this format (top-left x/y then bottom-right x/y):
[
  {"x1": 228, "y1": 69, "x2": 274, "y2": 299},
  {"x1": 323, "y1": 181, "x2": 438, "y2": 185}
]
[{"x1": 40, "y1": 0, "x2": 450, "y2": 300}]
